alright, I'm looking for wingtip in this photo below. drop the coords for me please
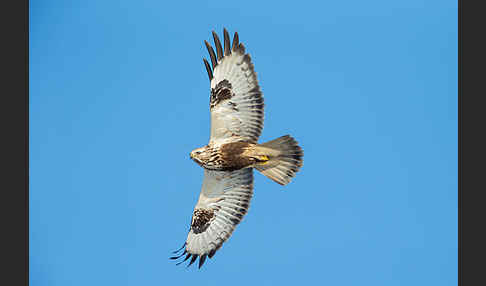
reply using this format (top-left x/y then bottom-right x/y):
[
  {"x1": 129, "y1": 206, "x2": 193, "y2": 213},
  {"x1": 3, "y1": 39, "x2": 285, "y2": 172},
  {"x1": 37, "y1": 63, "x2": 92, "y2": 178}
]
[
  {"x1": 175, "y1": 253, "x2": 192, "y2": 266},
  {"x1": 172, "y1": 242, "x2": 186, "y2": 254},
  {"x1": 212, "y1": 31, "x2": 223, "y2": 60},
  {"x1": 198, "y1": 254, "x2": 207, "y2": 269},
  {"x1": 204, "y1": 39, "x2": 217, "y2": 69},
  {"x1": 238, "y1": 43, "x2": 246, "y2": 54},
  {"x1": 203, "y1": 58, "x2": 213, "y2": 81},
  {"x1": 187, "y1": 254, "x2": 198, "y2": 267},
  {"x1": 208, "y1": 248, "x2": 216, "y2": 259},
  {"x1": 232, "y1": 32, "x2": 239, "y2": 51},
  {"x1": 223, "y1": 28, "x2": 231, "y2": 56}
]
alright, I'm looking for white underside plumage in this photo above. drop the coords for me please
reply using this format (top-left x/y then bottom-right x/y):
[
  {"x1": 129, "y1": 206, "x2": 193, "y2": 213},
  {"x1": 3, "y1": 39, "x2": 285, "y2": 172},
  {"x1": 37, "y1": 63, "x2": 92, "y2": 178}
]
[
  {"x1": 186, "y1": 169, "x2": 253, "y2": 257},
  {"x1": 209, "y1": 45, "x2": 264, "y2": 145}
]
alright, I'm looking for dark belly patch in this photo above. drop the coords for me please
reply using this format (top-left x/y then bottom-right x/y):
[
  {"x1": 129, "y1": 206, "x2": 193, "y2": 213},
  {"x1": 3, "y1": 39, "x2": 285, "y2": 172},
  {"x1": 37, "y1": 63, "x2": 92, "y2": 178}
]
[{"x1": 219, "y1": 141, "x2": 256, "y2": 170}]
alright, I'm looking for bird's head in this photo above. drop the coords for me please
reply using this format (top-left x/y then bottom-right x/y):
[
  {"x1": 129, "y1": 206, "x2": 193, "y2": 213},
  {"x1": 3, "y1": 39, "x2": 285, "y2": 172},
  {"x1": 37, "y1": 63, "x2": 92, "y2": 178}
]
[{"x1": 190, "y1": 146, "x2": 209, "y2": 165}]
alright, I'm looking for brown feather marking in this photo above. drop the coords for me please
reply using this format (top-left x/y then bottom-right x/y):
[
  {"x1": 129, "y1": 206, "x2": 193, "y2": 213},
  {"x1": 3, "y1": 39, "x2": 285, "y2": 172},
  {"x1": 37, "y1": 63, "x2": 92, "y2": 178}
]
[
  {"x1": 192, "y1": 208, "x2": 214, "y2": 234},
  {"x1": 219, "y1": 142, "x2": 257, "y2": 171},
  {"x1": 210, "y1": 79, "x2": 233, "y2": 109}
]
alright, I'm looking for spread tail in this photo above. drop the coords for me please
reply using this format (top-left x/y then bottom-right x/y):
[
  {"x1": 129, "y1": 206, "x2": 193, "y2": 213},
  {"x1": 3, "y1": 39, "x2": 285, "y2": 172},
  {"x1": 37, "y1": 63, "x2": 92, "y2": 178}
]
[{"x1": 254, "y1": 135, "x2": 303, "y2": 185}]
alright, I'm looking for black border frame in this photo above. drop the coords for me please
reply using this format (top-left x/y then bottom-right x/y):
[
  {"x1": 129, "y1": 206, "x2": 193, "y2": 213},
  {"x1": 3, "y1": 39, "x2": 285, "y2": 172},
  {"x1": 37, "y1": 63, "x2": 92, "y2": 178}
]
[
  {"x1": 458, "y1": 1, "x2": 461, "y2": 284},
  {"x1": 1, "y1": 0, "x2": 483, "y2": 285},
  {"x1": 0, "y1": 0, "x2": 28, "y2": 285},
  {"x1": 457, "y1": 0, "x2": 463, "y2": 285},
  {"x1": 459, "y1": 0, "x2": 486, "y2": 285}
]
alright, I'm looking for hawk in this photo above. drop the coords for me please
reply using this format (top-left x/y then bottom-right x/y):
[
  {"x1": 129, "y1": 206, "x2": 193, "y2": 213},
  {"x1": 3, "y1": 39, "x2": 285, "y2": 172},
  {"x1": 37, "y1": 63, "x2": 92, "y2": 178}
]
[{"x1": 171, "y1": 29, "x2": 303, "y2": 268}]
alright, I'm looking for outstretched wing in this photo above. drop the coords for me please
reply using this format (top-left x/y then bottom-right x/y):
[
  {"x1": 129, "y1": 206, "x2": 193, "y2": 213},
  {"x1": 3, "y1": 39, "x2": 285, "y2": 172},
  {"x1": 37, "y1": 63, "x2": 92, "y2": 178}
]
[
  {"x1": 171, "y1": 169, "x2": 254, "y2": 268},
  {"x1": 203, "y1": 29, "x2": 264, "y2": 144}
]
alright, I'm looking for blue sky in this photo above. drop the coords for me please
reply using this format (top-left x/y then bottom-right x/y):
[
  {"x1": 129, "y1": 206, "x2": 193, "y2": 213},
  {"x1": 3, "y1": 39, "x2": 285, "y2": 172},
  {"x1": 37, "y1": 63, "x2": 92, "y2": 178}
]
[{"x1": 30, "y1": 1, "x2": 457, "y2": 285}]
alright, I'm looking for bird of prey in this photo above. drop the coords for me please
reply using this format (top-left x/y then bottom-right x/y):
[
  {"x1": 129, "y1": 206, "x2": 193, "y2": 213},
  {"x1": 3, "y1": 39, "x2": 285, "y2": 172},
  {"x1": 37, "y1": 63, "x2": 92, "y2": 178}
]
[{"x1": 171, "y1": 29, "x2": 303, "y2": 268}]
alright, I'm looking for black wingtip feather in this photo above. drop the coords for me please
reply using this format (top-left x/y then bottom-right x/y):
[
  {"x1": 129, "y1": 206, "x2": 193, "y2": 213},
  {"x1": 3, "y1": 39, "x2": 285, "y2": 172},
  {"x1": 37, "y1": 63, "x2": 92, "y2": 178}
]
[
  {"x1": 204, "y1": 40, "x2": 217, "y2": 69},
  {"x1": 203, "y1": 58, "x2": 213, "y2": 81},
  {"x1": 176, "y1": 253, "x2": 192, "y2": 266},
  {"x1": 187, "y1": 255, "x2": 198, "y2": 267},
  {"x1": 238, "y1": 43, "x2": 246, "y2": 54},
  {"x1": 212, "y1": 31, "x2": 223, "y2": 61},
  {"x1": 170, "y1": 249, "x2": 187, "y2": 260},
  {"x1": 198, "y1": 254, "x2": 207, "y2": 269},
  {"x1": 171, "y1": 242, "x2": 211, "y2": 268},
  {"x1": 208, "y1": 249, "x2": 216, "y2": 259},
  {"x1": 223, "y1": 28, "x2": 231, "y2": 56},
  {"x1": 232, "y1": 32, "x2": 239, "y2": 52},
  {"x1": 172, "y1": 242, "x2": 186, "y2": 254}
]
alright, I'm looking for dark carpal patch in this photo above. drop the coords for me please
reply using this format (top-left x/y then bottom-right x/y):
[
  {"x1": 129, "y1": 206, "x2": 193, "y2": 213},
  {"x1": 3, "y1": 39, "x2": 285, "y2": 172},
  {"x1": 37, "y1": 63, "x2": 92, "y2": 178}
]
[
  {"x1": 210, "y1": 79, "x2": 233, "y2": 109},
  {"x1": 191, "y1": 208, "x2": 214, "y2": 233}
]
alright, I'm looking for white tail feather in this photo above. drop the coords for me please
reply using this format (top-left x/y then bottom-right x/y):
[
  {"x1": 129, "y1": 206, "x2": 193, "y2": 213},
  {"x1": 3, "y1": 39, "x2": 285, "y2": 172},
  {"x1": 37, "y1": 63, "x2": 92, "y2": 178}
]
[{"x1": 254, "y1": 135, "x2": 303, "y2": 185}]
